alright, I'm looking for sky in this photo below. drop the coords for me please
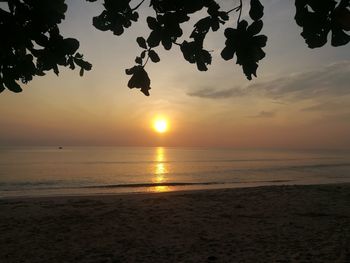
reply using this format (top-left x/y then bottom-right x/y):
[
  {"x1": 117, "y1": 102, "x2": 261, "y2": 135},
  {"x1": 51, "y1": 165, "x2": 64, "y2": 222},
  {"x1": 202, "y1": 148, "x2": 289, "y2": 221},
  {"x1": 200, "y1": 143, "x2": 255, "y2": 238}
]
[{"x1": 0, "y1": 0, "x2": 349, "y2": 149}]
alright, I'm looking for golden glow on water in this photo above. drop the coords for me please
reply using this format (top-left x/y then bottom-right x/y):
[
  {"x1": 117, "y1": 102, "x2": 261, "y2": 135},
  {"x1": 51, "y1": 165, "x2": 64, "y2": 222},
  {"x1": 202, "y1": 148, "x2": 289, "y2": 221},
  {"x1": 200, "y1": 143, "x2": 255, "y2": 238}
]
[
  {"x1": 155, "y1": 163, "x2": 166, "y2": 182},
  {"x1": 156, "y1": 147, "x2": 165, "y2": 162},
  {"x1": 152, "y1": 185, "x2": 171, "y2": 192},
  {"x1": 154, "y1": 147, "x2": 168, "y2": 183},
  {"x1": 151, "y1": 147, "x2": 170, "y2": 192}
]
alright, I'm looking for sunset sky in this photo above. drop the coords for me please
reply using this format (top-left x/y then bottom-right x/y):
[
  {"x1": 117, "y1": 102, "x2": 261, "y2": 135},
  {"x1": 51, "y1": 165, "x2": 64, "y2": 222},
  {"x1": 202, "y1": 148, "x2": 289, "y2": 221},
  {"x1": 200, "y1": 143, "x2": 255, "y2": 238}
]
[{"x1": 0, "y1": 0, "x2": 349, "y2": 149}]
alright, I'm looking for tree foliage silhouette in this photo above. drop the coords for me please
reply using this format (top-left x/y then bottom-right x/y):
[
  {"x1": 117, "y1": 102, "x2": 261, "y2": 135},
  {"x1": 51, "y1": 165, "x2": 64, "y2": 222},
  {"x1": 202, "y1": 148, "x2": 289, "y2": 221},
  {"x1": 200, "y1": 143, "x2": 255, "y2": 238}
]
[{"x1": 0, "y1": 0, "x2": 349, "y2": 95}]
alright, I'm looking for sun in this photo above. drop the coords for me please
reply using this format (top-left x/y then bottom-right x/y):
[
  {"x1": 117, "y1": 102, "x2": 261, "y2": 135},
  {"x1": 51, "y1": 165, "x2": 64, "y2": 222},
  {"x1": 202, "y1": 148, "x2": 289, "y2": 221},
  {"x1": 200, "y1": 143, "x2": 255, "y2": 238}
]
[{"x1": 153, "y1": 119, "x2": 168, "y2": 133}]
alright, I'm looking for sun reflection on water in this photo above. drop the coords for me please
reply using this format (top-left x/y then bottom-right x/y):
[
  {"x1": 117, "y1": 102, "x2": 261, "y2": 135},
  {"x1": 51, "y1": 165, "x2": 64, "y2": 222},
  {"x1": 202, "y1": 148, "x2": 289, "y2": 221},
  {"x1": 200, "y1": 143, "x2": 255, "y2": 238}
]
[
  {"x1": 151, "y1": 147, "x2": 171, "y2": 192},
  {"x1": 156, "y1": 147, "x2": 165, "y2": 162}
]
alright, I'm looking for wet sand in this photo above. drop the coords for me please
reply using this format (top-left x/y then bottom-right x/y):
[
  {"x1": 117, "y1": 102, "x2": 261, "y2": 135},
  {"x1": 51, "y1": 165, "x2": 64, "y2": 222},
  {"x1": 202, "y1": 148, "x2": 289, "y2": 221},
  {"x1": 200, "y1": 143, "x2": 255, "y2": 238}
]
[{"x1": 1, "y1": 184, "x2": 350, "y2": 262}]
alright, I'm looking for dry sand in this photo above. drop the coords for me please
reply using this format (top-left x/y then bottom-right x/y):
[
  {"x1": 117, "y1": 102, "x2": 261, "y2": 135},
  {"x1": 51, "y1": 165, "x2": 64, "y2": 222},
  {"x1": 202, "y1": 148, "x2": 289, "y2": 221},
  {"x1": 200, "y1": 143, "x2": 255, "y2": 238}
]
[{"x1": 1, "y1": 184, "x2": 350, "y2": 263}]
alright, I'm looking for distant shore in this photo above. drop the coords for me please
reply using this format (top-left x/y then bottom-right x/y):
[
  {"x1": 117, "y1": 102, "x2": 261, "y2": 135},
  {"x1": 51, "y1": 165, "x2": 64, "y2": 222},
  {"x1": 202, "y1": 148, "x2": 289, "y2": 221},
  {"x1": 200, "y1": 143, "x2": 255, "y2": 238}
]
[{"x1": 1, "y1": 183, "x2": 350, "y2": 262}]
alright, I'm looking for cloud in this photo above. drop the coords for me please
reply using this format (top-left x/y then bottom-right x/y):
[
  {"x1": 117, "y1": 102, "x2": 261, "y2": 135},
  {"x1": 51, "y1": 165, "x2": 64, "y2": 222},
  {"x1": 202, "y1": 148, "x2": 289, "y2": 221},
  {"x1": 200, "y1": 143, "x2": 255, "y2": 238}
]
[
  {"x1": 187, "y1": 87, "x2": 245, "y2": 99},
  {"x1": 250, "y1": 111, "x2": 276, "y2": 118},
  {"x1": 301, "y1": 101, "x2": 349, "y2": 112},
  {"x1": 187, "y1": 61, "x2": 350, "y2": 101}
]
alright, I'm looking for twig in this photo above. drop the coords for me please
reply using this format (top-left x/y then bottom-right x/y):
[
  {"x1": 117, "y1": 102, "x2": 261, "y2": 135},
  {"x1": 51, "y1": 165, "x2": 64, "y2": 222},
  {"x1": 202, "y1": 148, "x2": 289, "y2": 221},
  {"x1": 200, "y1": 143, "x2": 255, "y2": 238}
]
[
  {"x1": 237, "y1": 0, "x2": 243, "y2": 25},
  {"x1": 132, "y1": 0, "x2": 146, "y2": 11},
  {"x1": 142, "y1": 52, "x2": 150, "y2": 68},
  {"x1": 226, "y1": 6, "x2": 241, "y2": 14}
]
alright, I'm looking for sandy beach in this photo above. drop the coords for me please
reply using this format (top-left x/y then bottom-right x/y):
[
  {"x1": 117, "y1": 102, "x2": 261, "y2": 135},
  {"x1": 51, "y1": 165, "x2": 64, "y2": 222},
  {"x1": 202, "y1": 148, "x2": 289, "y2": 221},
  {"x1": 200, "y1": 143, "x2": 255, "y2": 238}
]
[{"x1": 1, "y1": 184, "x2": 350, "y2": 262}]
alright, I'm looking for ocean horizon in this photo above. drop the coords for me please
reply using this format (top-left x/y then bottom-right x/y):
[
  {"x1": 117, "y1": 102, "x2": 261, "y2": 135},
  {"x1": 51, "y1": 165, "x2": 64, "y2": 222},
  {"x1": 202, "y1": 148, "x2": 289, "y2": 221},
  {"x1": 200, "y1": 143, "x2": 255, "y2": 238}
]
[{"x1": 1, "y1": 146, "x2": 350, "y2": 198}]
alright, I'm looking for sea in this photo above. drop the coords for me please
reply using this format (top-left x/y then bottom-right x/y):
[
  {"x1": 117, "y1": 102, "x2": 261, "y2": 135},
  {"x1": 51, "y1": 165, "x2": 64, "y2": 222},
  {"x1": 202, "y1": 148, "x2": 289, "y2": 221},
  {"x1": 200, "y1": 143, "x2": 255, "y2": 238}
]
[{"x1": 1, "y1": 147, "x2": 350, "y2": 198}]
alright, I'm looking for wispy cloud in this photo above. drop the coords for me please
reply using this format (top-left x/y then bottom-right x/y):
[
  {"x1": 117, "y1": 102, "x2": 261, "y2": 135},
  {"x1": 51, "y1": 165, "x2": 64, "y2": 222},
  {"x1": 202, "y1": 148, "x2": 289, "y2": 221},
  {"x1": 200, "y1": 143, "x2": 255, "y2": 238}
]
[
  {"x1": 187, "y1": 87, "x2": 245, "y2": 99},
  {"x1": 187, "y1": 61, "x2": 350, "y2": 101},
  {"x1": 301, "y1": 101, "x2": 349, "y2": 112},
  {"x1": 250, "y1": 111, "x2": 276, "y2": 118}
]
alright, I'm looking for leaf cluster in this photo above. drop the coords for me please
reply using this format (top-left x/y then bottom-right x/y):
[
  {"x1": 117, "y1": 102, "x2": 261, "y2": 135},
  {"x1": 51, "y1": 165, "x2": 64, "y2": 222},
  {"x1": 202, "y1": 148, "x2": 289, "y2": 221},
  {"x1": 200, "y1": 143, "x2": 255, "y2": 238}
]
[
  {"x1": 180, "y1": 2, "x2": 229, "y2": 71},
  {"x1": 222, "y1": 0, "x2": 267, "y2": 80},
  {"x1": 295, "y1": 0, "x2": 350, "y2": 48},
  {"x1": 125, "y1": 37, "x2": 160, "y2": 96},
  {"x1": 0, "y1": 0, "x2": 91, "y2": 93},
  {"x1": 125, "y1": 0, "x2": 234, "y2": 95},
  {"x1": 0, "y1": 0, "x2": 349, "y2": 95},
  {"x1": 90, "y1": 0, "x2": 139, "y2": 35}
]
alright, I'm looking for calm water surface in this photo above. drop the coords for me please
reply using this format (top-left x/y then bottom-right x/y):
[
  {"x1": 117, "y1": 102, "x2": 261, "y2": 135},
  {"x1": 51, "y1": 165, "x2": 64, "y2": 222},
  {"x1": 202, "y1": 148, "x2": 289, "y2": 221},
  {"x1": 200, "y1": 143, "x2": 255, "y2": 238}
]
[{"x1": 0, "y1": 147, "x2": 350, "y2": 197}]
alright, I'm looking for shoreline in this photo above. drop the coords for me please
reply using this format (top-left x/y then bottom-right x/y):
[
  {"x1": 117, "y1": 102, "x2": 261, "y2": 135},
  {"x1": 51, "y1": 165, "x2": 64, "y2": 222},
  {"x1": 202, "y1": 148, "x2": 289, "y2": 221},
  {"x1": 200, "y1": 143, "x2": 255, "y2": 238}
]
[
  {"x1": 2, "y1": 180, "x2": 349, "y2": 200},
  {"x1": 1, "y1": 183, "x2": 350, "y2": 262}
]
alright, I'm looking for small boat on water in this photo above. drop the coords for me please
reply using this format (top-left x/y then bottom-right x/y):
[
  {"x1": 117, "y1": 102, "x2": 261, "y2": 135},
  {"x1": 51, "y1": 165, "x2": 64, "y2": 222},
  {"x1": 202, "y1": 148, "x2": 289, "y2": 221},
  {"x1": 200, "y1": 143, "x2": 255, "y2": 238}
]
[{"x1": 58, "y1": 146, "x2": 63, "y2": 149}]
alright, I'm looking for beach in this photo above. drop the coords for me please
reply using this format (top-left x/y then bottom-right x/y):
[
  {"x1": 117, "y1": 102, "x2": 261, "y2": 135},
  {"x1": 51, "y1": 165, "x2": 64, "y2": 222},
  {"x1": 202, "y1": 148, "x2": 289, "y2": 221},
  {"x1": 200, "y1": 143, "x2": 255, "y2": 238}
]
[{"x1": 1, "y1": 184, "x2": 350, "y2": 262}]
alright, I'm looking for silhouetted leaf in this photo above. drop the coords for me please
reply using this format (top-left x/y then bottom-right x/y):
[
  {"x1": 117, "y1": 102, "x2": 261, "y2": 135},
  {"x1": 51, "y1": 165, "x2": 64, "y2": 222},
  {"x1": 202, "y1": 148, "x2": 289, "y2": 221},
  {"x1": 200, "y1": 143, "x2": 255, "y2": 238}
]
[
  {"x1": 135, "y1": 57, "x2": 143, "y2": 65},
  {"x1": 136, "y1": 37, "x2": 147, "y2": 49},
  {"x1": 68, "y1": 57, "x2": 75, "y2": 70},
  {"x1": 64, "y1": 38, "x2": 80, "y2": 55},
  {"x1": 125, "y1": 66, "x2": 137, "y2": 75},
  {"x1": 249, "y1": 0, "x2": 264, "y2": 21},
  {"x1": 80, "y1": 68, "x2": 84, "y2": 76},
  {"x1": 331, "y1": 26, "x2": 350, "y2": 46},
  {"x1": 4, "y1": 79, "x2": 22, "y2": 93},
  {"x1": 222, "y1": 20, "x2": 267, "y2": 80},
  {"x1": 253, "y1": 35, "x2": 268, "y2": 47},
  {"x1": 180, "y1": 41, "x2": 211, "y2": 71},
  {"x1": 0, "y1": 82, "x2": 5, "y2": 93},
  {"x1": 36, "y1": 70, "x2": 46, "y2": 76},
  {"x1": 147, "y1": 17, "x2": 159, "y2": 30},
  {"x1": 130, "y1": 12, "x2": 139, "y2": 22},
  {"x1": 334, "y1": 6, "x2": 350, "y2": 31},
  {"x1": 194, "y1": 17, "x2": 211, "y2": 33},
  {"x1": 93, "y1": 14, "x2": 109, "y2": 31},
  {"x1": 75, "y1": 53, "x2": 84, "y2": 59},
  {"x1": 74, "y1": 58, "x2": 92, "y2": 71},
  {"x1": 162, "y1": 38, "x2": 172, "y2": 50},
  {"x1": 196, "y1": 50, "x2": 211, "y2": 71},
  {"x1": 141, "y1": 50, "x2": 146, "y2": 59},
  {"x1": 148, "y1": 50, "x2": 160, "y2": 63},
  {"x1": 35, "y1": 34, "x2": 49, "y2": 47},
  {"x1": 53, "y1": 65, "x2": 59, "y2": 76},
  {"x1": 147, "y1": 30, "x2": 161, "y2": 48},
  {"x1": 224, "y1": 28, "x2": 237, "y2": 39},
  {"x1": 127, "y1": 66, "x2": 151, "y2": 96},
  {"x1": 248, "y1": 20, "x2": 263, "y2": 35},
  {"x1": 219, "y1": 11, "x2": 229, "y2": 21},
  {"x1": 113, "y1": 25, "x2": 124, "y2": 36},
  {"x1": 221, "y1": 46, "x2": 235, "y2": 61},
  {"x1": 242, "y1": 62, "x2": 258, "y2": 80}
]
